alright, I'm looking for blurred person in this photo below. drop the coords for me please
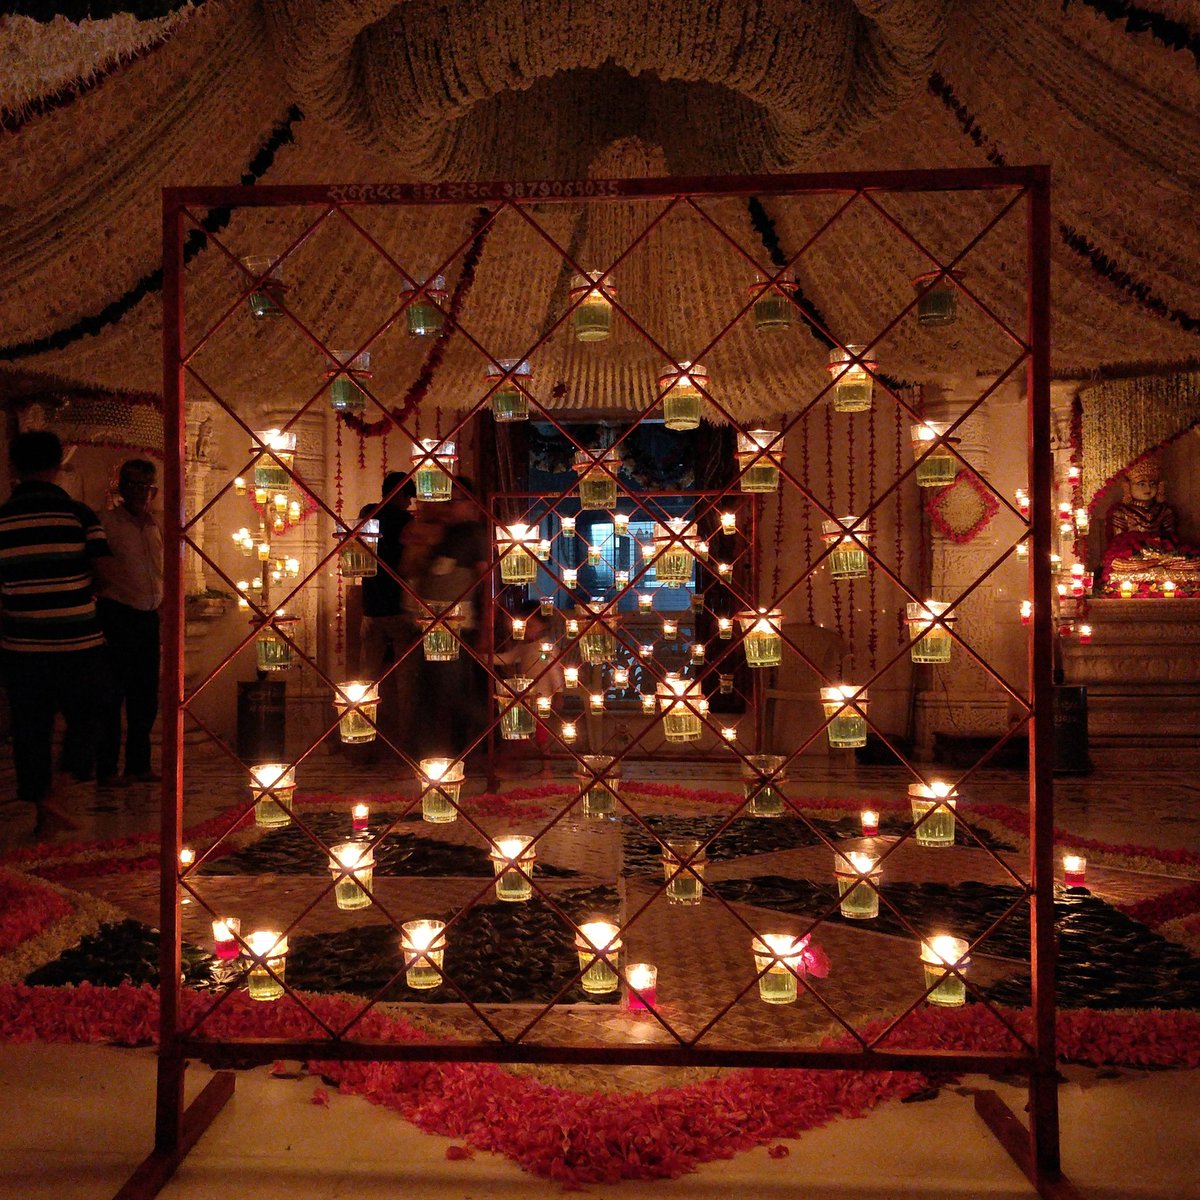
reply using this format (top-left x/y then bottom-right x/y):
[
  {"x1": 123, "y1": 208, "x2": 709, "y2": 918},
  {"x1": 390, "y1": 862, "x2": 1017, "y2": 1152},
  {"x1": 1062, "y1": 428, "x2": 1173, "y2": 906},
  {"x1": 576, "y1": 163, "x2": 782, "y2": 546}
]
[
  {"x1": 96, "y1": 459, "x2": 163, "y2": 788},
  {"x1": 0, "y1": 431, "x2": 112, "y2": 836}
]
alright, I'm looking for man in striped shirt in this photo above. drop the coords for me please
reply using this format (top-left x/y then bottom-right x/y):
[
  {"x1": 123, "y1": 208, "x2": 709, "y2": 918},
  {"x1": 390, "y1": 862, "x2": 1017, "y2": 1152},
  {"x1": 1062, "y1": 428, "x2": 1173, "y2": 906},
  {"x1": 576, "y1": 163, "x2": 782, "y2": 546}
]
[{"x1": 0, "y1": 431, "x2": 112, "y2": 837}]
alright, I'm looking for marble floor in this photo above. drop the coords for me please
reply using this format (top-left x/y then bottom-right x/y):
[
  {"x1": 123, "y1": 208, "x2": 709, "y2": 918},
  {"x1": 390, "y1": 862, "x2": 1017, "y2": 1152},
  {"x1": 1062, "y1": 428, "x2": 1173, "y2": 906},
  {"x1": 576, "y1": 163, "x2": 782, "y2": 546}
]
[{"x1": 1, "y1": 742, "x2": 1198, "y2": 1197}]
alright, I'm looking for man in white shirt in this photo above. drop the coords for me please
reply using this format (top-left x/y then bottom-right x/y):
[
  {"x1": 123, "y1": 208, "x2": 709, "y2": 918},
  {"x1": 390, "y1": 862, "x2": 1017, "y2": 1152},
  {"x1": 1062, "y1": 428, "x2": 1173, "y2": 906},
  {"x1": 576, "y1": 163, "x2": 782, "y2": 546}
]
[{"x1": 97, "y1": 459, "x2": 163, "y2": 788}]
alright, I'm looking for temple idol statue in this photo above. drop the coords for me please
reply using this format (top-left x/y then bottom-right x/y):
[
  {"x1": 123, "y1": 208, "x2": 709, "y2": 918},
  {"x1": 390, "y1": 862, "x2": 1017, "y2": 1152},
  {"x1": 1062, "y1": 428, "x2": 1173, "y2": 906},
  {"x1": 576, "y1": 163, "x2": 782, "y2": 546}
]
[{"x1": 1099, "y1": 455, "x2": 1200, "y2": 592}]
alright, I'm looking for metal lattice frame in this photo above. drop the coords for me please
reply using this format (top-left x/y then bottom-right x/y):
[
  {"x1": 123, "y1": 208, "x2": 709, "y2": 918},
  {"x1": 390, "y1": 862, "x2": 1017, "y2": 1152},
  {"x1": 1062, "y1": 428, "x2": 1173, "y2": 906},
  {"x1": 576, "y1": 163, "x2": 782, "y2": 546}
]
[{"x1": 125, "y1": 167, "x2": 1063, "y2": 1200}]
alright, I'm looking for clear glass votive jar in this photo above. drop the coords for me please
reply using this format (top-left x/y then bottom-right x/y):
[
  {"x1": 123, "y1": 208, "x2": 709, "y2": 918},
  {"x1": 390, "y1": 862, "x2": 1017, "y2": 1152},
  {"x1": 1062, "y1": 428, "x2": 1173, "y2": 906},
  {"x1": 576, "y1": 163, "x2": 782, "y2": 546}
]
[
  {"x1": 906, "y1": 600, "x2": 954, "y2": 663},
  {"x1": 420, "y1": 758, "x2": 465, "y2": 822},
  {"x1": 738, "y1": 609, "x2": 783, "y2": 668},
  {"x1": 834, "y1": 849, "x2": 881, "y2": 919},
  {"x1": 497, "y1": 677, "x2": 536, "y2": 740},
  {"x1": 212, "y1": 916, "x2": 241, "y2": 961},
  {"x1": 921, "y1": 935, "x2": 969, "y2": 1006},
  {"x1": 911, "y1": 422, "x2": 958, "y2": 487},
  {"x1": 411, "y1": 437, "x2": 456, "y2": 501},
  {"x1": 736, "y1": 428, "x2": 783, "y2": 493},
  {"x1": 242, "y1": 256, "x2": 286, "y2": 319},
  {"x1": 246, "y1": 931, "x2": 288, "y2": 1001},
  {"x1": 658, "y1": 361, "x2": 707, "y2": 431},
  {"x1": 569, "y1": 272, "x2": 616, "y2": 342},
  {"x1": 573, "y1": 447, "x2": 620, "y2": 510},
  {"x1": 820, "y1": 685, "x2": 868, "y2": 749},
  {"x1": 750, "y1": 275, "x2": 793, "y2": 330},
  {"x1": 418, "y1": 600, "x2": 465, "y2": 661},
  {"x1": 908, "y1": 781, "x2": 958, "y2": 847},
  {"x1": 913, "y1": 270, "x2": 961, "y2": 327},
  {"x1": 751, "y1": 933, "x2": 807, "y2": 1005},
  {"x1": 575, "y1": 755, "x2": 620, "y2": 818},
  {"x1": 827, "y1": 344, "x2": 876, "y2": 413},
  {"x1": 329, "y1": 841, "x2": 375, "y2": 911},
  {"x1": 822, "y1": 517, "x2": 871, "y2": 580},
  {"x1": 575, "y1": 921, "x2": 621, "y2": 994},
  {"x1": 490, "y1": 835, "x2": 536, "y2": 902},
  {"x1": 487, "y1": 357, "x2": 532, "y2": 421},
  {"x1": 251, "y1": 428, "x2": 296, "y2": 492},
  {"x1": 254, "y1": 616, "x2": 300, "y2": 672},
  {"x1": 401, "y1": 920, "x2": 446, "y2": 989},
  {"x1": 401, "y1": 274, "x2": 447, "y2": 336},
  {"x1": 336, "y1": 518, "x2": 379, "y2": 578},
  {"x1": 497, "y1": 523, "x2": 540, "y2": 584},
  {"x1": 662, "y1": 838, "x2": 707, "y2": 905},
  {"x1": 327, "y1": 349, "x2": 370, "y2": 413},
  {"x1": 658, "y1": 674, "x2": 704, "y2": 743},
  {"x1": 333, "y1": 680, "x2": 379, "y2": 744},
  {"x1": 578, "y1": 602, "x2": 618, "y2": 664},
  {"x1": 250, "y1": 763, "x2": 295, "y2": 828},
  {"x1": 742, "y1": 754, "x2": 788, "y2": 817},
  {"x1": 653, "y1": 518, "x2": 697, "y2": 587}
]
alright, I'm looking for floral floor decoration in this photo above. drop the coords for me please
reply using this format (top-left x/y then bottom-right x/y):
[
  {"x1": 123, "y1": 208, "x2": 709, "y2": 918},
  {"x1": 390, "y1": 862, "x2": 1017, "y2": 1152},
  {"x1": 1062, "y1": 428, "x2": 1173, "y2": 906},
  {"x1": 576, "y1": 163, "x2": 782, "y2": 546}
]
[{"x1": 1, "y1": 782, "x2": 1199, "y2": 1185}]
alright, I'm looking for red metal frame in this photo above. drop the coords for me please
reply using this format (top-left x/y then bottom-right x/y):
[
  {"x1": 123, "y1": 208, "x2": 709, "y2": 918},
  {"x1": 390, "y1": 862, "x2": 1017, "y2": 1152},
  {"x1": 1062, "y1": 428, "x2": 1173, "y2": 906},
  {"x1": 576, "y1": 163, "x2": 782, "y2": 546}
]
[{"x1": 123, "y1": 166, "x2": 1063, "y2": 1198}]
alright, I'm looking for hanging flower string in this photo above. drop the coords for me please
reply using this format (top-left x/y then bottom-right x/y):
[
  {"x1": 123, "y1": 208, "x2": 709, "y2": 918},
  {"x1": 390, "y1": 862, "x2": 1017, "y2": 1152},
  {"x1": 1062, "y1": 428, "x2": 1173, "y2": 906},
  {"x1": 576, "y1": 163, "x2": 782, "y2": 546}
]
[
  {"x1": 339, "y1": 206, "x2": 492, "y2": 439},
  {"x1": 334, "y1": 419, "x2": 344, "y2": 657},
  {"x1": 894, "y1": 398, "x2": 905, "y2": 648},
  {"x1": 803, "y1": 413, "x2": 815, "y2": 623}
]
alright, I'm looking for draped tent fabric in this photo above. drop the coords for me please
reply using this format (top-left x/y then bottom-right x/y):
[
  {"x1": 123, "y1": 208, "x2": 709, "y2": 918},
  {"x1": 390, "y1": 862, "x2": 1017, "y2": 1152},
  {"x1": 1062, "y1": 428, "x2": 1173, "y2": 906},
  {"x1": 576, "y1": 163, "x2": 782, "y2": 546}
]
[{"x1": 0, "y1": 0, "x2": 1199, "y2": 423}]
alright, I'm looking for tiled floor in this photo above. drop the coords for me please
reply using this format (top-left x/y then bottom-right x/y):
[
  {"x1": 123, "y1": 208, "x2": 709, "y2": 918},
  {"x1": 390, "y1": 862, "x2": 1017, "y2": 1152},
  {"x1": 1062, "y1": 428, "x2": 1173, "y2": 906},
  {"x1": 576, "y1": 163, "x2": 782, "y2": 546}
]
[{"x1": 2, "y1": 742, "x2": 1198, "y2": 1197}]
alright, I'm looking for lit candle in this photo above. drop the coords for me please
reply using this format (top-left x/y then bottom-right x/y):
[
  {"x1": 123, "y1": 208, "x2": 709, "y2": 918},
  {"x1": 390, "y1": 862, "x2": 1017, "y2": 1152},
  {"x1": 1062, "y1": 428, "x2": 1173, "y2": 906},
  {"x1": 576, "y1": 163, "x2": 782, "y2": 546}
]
[
  {"x1": 178, "y1": 846, "x2": 195, "y2": 868},
  {"x1": 273, "y1": 492, "x2": 287, "y2": 513},
  {"x1": 564, "y1": 665, "x2": 580, "y2": 688},
  {"x1": 589, "y1": 692, "x2": 605, "y2": 713},
  {"x1": 257, "y1": 541, "x2": 271, "y2": 561},
  {"x1": 351, "y1": 802, "x2": 369, "y2": 832},
  {"x1": 234, "y1": 477, "x2": 247, "y2": 497},
  {"x1": 285, "y1": 557, "x2": 300, "y2": 576},
  {"x1": 625, "y1": 962, "x2": 657, "y2": 1011},
  {"x1": 245, "y1": 931, "x2": 288, "y2": 1001},
  {"x1": 615, "y1": 569, "x2": 630, "y2": 589},
  {"x1": 861, "y1": 809, "x2": 880, "y2": 836},
  {"x1": 834, "y1": 850, "x2": 881, "y2": 919},
  {"x1": 587, "y1": 544, "x2": 601, "y2": 566},
  {"x1": 1163, "y1": 580, "x2": 1176, "y2": 598},
  {"x1": 612, "y1": 666, "x2": 630, "y2": 688},
  {"x1": 820, "y1": 684, "x2": 868, "y2": 748},
  {"x1": 254, "y1": 487, "x2": 268, "y2": 505},
  {"x1": 419, "y1": 758, "x2": 465, "y2": 823},
  {"x1": 1070, "y1": 563, "x2": 1086, "y2": 597},
  {"x1": 638, "y1": 643, "x2": 653, "y2": 658},
  {"x1": 1078, "y1": 624, "x2": 1093, "y2": 644},
  {"x1": 565, "y1": 618, "x2": 580, "y2": 637},
  {"x1": 1120, "y1": 579, "x2": 1134, "y2": 599},
  {"x1": 536, "y1": 538, "x2": 551, "y2": 561},
  {"x1": 1016, "y1": 540, "x2": 1029, "y2": 561},
  {"x1": 237, "y1": 594, "x2": 250, "y2": 611},
  {"x1": 641, "y1": 692, "x2": 656, "y2": 713},
  {"x1": 1062, "y1": 854, "x2": 1087, "y2": 887},
  {"x1": 212, "y1": 917, "x2": 241, "y2": 961},
  {"x1": 1067, "y1": 465, "x2": 1080, "y2": 484},
  {"x1": 575, "y1": 921, "x2": 621, "y2": 994},
  {"x1": 561, "y1": 516, "x2": 576, "y2": 538},
  {"x1": 401, "y1": 920, "x2": 446, "y2": 990},
  {"x1": 751, "y1": 933, "x2": 807, "y2": 1004},
  {"x1": 562, "y1": 721, "x2": 577, "y2": 742},
  {"x1": 328, "y1": 841, "x2": 375, "y2": 910},
  {"x1": 717, "y1": 561, "x2": 732, "y2": 578},
  {"x1": 333, "y1": 680, "x2": 379, "y2": 744},
  {"x1": 490, "y1": 835, "x2": 536, "y2": 902},
  {"x1": 272, "y1": 515, "x2": 285, "y2": 534},
  {"x1": 288, "y1": 500, "x2": 301, "y2": 521},
  {"x1": 250, "y1": 762, "x2": 296, "y2": 828},
  {"x1": 637, "y1": 592, "x2": 653, "y2": 612},
  {"x1": 691, "y1": 643, "x2": 706, "y2": 662},
  {"x1": 920, "y1": 935, "x2": 970, "y2": 1007},
  {"x1": 614, "y1": 513, "x2": 630, "y2": 537},
  {"x1": 662, "y1": 619, "x2": 677, "y2": 638},
  {"x1": 1074, "y1": 507, "x2": 1089, "y2": 534},
  {"x1": 720, "y1": 511, "x2": 736, "y2": 535},
  {"x1": 695, "y1": 539, "x2": 709, "y2": 560},
  {"x1": 908, "y1": 780, "x2": 958, "y2": 847},
  {"x1": 718, "y1": 616, "x2": 733, "y2": 639},
  {"x1": 1020, "y1": 600, "x2": 1032, "y2": 624},
  {"x1": 511, "y1": 617, "x2": 527, "y2": 641},
  {"x1": 564, "y1": 568, "x2": 578, "y2": 589},
  {"x1": 640, "y1": 542, "x2": 655, "y2": 564},
  {"x1": 536, "y1": 695, "x2": 552, "y2": 716},
  {"x1": 721, "y1": 725, "x2": 737, "y2": 741},
  {"x1": 539, "y1": 640, "x2": 554, "y2": 660}
]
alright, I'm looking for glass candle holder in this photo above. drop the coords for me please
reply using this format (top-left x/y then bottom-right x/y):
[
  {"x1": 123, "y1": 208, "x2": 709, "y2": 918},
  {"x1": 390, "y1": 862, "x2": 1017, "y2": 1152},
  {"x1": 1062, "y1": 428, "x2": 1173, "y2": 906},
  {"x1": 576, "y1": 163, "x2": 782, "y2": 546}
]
[
  {"x1": 913, "y1": 270, "x2": 962, "y2": 326},
  {"x1": 490, "y1": 835, "x2": 536, "y2": 901},
  {"x1": 612, "y1": 666, "x2": 630, "y2": 689},
  {"x1": 906, "y1": 600, "x2": 954, "y2": 663},
  {"x1": 251, "y1": 428, "x2": 297, "y2": 493},
  {"x1": 333, "y1": 680, "x2": 379, "y2": 744},
  {"x1": 658, "y1": 673, "x2": 703, "y2": 743},
  {"x1": 418, "y1": 600, "x2": 465, "y2": 661},
  {"x1": 921, "y1": 935, "x2": 970, "y2": 1006},
  {"x1": 419, "y1": 757, "x2": 465, "y2": 822},
  {"x1": 250, "y1": 763, "x2": 295, "y2": 828},
  {"x1": 411, "y1": 437, "x2": 457, "y2": 502},
  {"x1": 658, "y1": 361, "x2": 707, "y2": 431},
  {"x1": 573, "y1": 447, "x2": 620, "y2": 510},
  {"x1": 586, "y1": 543, "x2": 602, "y2": 567},
  {"x1": 352, "y1": 802, "x2": 370, "y2": 832},
  {"x1": 751, "y1": 933, "x2": 807, "y2": 1004},
  {"x1": 560, "y1": 516, "x2": 576, "y2": 538},
  {"x1": 834, "y1": 850, "x2": 881, "y2": 919},
  {"x1": 750, "y1": 275, "x2": 793, "y2": 330},
  {"x1": 625, "y1": 962, "x2": 658, "y2": 1011},
  {"x1": 737, "y1": 609, "x2": 783, "y2": 668},
  {"x1": 736, "y1": 428, "x2": 783, "y2": 493},
  {"x1": 535, "y1": 538, "x2": 551, "y2": 562},
  {"x1": 911, "y1": 422, "x2": 959, "y2": 487},
  {"x1": 719, "y1": 675, "x2": 734, "y2": 696},
  {"x1": 575, "y1": 921, "x2": 621, "y2": 994},
  {"x1": 908, "y1": 780, "x2": 959, "y2": 846},
  {"x1": 563, "y1": 665, "x2": 580, "y2": 689},
  {"x1": 1063, "y1": 854, "x2": 1087, "y2": 886},
  {"x1": 497, "y1": 523, "x2": 540, "y2": 584},
  {"x1": 579, "y1": 602, "x2": 618, "y2": 664},
  {"x1": 691, "y1": 644, "x2": 706, "y2": 664},
  {"x1": 662, "y1": 838, "x2": 707, "y2": 905},
  {"x1": 212, "y1": 917, "x2": 241, "y2": 961},
  {"x1": 861, "y1": 809, "x2": 880, "y2": 836},
  {"x1": 820, "y1": 685, "x2": 868, "y2": 748},
  {"x1": 613, "y1": 513, "x2": 629, "y2": 537},
  {"x1": 327, "y1": 349, "x2": 371, "y2": 413},
  {"x1": 822, "y1": 517, "x2": 871, "y2": 580},
  {"x1": 575, "y1": 754, "x2": 620, "y2": 818},
  {"x1": 662, "y1": 619, "x2": 678, "y2": 639},
  {"x1": 497, "y1": 677, "x2": 536, "y2": 740},
  {"x1": 401, "y1": 274, "x2": 447, "y2": 337},
  {"x1": 539, "y1": 595, "x2": 555, "y2": 616},
  {"x1": 653, "y1": 518, "x2": 697, "y2": 587},
  {"x1": 401, "y1": 920, "x2": 446, "y2": 989},
  {"x1": 242, "y1": 256, "x2": 286, "y2": 319},
  {"x1": 742, "y1": 754, "x2": 788, "y2": 817},
  {"x1": 561, "y1": 720, "x2": 577, "y2": 742},
  {"x1": 511, "y1": 616, "x2": 527, "y2": 641},
  {"x1": 827, "y1": 344, "x2": 876, "y2": 413},
  {"x1": 337, "y1": 518, "x2": 380, "y2": 578},
  {"x1": 589, "y1": 692, "x2": 605, "y2": 714},
  {"x1": 569, "y1": 272, "x2": 616, "y2": 342},
  {"x1": 246, "y1": 931, "x2": 288, "y2": 1001},
  {"x1": 486, "y1": 357, "x2": 532, "y2": 421},
  {"x1": 640, "y1": 691, "x2": 655, "y2": 712},
  {"x1": 254, "y1": 617, "x2": 300, "y2": 672},
  {"x1": 563, "y1": 567, "x2": 579, "y2": 591},
  {"x1": 535, "y1": 694, "x2": 552, "y2": 717},
  {"x1": 717, "y1": 616, "x2": 733, "y2": 639},
  {"x1": 329, "y1": 841, "x2": 375, "y2": 910}
]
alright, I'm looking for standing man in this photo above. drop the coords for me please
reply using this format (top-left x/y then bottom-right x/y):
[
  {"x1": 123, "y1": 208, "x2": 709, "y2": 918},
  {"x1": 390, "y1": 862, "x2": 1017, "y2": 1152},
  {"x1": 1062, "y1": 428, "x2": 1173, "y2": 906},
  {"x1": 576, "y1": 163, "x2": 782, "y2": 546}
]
[
  {"x1": 0, "y1": 431, "x2": 111, "y2": 836},
  {"x1": 97, "y1": 458, "x2": 163, "y2": 788}
]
